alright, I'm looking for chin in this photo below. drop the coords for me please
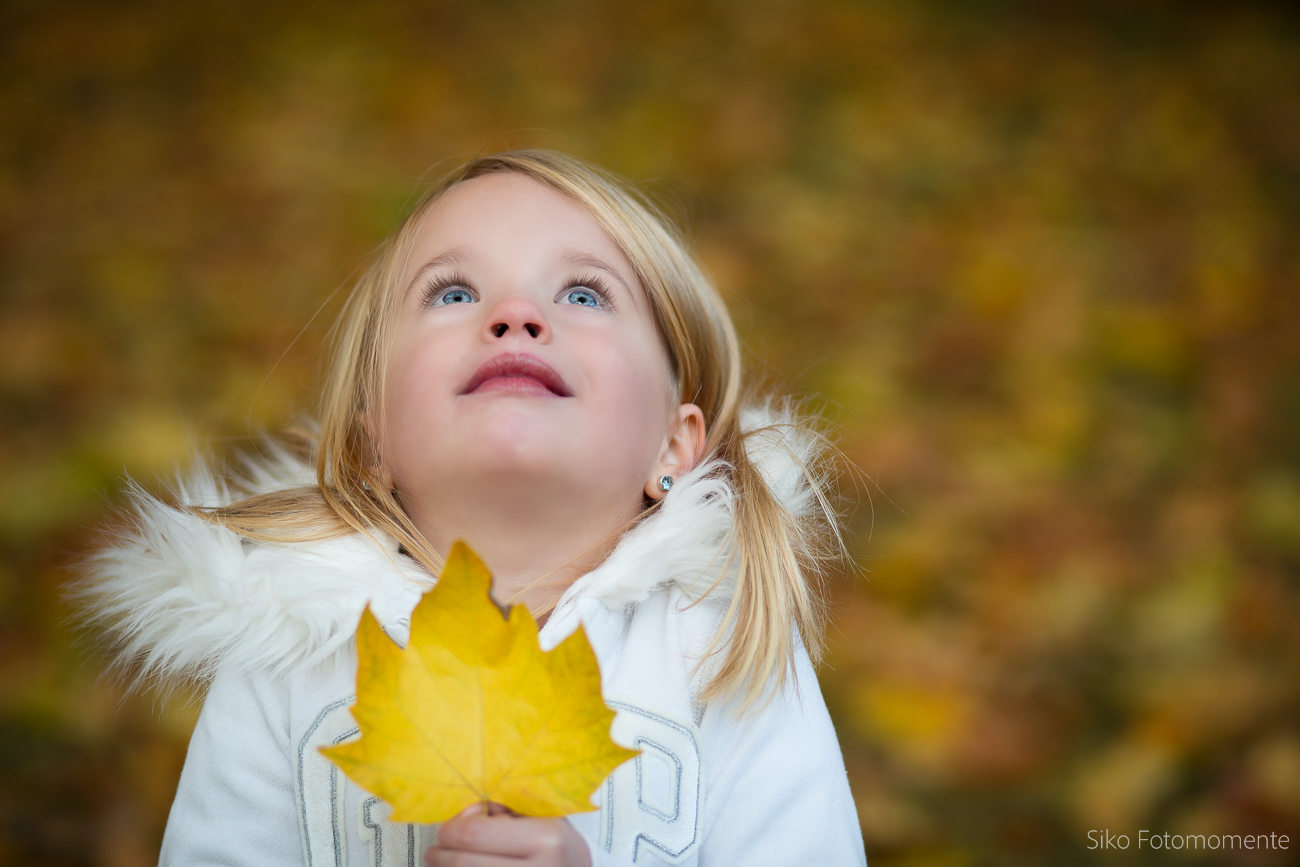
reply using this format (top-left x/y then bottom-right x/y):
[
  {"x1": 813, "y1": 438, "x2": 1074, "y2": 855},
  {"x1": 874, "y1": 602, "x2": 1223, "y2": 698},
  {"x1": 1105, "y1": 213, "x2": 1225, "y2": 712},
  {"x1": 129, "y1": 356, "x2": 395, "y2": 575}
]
[
  {"x1": 473, "y1": 441, "x2": 560, "y2": 474},
  {"x1": 463, "y1": 418, "x2": 572, "y2": 472}
]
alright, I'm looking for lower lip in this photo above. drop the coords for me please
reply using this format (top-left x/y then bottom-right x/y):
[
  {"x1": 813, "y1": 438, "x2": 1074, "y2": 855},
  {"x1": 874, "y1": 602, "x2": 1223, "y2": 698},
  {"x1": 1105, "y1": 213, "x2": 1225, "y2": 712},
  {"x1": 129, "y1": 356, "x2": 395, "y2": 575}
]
[{"x1": 467, "y1": 375, "x2": 563, "y2": 396}]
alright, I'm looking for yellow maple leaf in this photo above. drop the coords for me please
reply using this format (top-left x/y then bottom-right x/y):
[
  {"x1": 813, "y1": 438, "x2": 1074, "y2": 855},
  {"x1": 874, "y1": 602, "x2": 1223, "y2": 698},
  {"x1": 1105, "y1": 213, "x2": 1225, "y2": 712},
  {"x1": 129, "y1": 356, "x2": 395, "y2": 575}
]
[{"x1": 320, "y1": 540, "x2": 638, "y2": 823}]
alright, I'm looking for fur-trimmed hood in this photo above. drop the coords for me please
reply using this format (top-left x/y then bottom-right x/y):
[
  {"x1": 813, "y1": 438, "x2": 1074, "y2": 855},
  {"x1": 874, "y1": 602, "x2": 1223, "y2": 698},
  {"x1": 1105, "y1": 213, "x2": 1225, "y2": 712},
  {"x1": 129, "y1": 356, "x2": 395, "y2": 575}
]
[{"x1": 75, "y1": 405, "x2": 826, "y2": 691}]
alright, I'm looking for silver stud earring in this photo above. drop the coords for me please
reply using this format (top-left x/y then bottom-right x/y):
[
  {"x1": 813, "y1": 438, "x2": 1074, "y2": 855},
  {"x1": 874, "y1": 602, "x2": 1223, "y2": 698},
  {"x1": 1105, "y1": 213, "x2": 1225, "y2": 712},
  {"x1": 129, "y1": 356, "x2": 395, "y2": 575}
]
[{"x1": 658, "y1": 475, "x2": 673, "y2": 493}]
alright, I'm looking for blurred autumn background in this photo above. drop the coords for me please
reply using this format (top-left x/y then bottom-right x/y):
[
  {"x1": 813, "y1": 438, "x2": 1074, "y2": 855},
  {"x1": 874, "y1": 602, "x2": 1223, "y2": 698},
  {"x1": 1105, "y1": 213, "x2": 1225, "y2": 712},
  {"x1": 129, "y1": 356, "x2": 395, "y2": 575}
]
[{"x1": 3, "y1": 0, "x2": 1299, "y2": 864}]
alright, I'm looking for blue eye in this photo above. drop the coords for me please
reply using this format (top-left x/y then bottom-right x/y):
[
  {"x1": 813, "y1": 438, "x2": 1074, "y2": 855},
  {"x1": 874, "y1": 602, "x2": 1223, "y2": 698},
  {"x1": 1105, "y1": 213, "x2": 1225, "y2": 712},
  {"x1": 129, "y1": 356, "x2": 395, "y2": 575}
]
[
  {"x1": 430, "y1": 287, "x2": 476, "y2": 307},
  {"x1": 560, "y1": 287, "x2": 604, "y2": 308}
]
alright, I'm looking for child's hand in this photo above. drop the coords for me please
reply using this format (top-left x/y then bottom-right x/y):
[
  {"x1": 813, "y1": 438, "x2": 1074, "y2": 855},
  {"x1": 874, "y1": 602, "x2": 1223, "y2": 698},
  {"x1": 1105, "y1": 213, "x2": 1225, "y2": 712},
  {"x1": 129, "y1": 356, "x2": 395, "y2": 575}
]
[{"x1": 424, "y1": 803, "x2": 592, "y2": 867}]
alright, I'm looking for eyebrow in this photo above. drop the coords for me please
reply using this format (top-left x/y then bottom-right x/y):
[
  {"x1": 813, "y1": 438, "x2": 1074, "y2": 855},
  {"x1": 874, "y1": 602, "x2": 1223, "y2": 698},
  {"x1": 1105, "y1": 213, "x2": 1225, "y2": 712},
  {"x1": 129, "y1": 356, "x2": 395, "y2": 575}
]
[
  {"x1": 407, "y1": 246, "x2": 470, "y2": 292},
  {"x1": 563, "y1": 252, "x2": 633, "y2": 293},
  {"x1": 406, "y1": 247, "x2": 636, "y2": 298}
]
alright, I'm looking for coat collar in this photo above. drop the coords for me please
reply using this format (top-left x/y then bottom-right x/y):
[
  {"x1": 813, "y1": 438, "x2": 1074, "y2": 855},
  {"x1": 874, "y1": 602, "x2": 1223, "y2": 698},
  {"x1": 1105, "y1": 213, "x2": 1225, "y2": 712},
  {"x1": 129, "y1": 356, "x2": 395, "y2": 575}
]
[{"x1": 75, "y1": 404, "x2": 821, "y2": 691}]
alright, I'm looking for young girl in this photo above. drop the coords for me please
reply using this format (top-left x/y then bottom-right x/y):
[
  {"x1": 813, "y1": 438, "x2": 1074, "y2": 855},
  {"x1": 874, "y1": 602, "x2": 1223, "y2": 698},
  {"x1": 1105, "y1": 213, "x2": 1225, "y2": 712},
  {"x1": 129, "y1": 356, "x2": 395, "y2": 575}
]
[{"x1": 81, "y1": 150, "x2": 867, "y2": 866}]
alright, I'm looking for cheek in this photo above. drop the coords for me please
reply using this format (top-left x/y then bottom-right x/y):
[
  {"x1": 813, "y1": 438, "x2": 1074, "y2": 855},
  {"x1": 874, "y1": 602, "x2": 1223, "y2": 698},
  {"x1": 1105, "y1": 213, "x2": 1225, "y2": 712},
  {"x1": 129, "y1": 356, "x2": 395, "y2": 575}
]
[
  {"x1": 585, "y1": 337, "x2": 675, "y2": 466},
  {"x1": 380, "y1": 331, "x2": 456, "y2": 468}
]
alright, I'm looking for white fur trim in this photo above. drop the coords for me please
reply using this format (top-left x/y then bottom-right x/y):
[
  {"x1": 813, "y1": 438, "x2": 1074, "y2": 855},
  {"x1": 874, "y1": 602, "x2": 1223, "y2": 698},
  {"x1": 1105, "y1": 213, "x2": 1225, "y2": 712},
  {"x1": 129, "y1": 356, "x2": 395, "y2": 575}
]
[{"x1": 75, "y1": 404, "x2": 825, "y2": 688}]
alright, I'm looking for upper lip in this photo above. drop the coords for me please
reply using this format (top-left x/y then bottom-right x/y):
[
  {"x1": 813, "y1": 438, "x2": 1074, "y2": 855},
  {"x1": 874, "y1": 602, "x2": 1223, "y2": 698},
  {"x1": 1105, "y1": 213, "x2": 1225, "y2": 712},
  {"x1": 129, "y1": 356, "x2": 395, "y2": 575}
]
[{"x1": 461, "y1": 353, "x2": 572, "y2": 397}]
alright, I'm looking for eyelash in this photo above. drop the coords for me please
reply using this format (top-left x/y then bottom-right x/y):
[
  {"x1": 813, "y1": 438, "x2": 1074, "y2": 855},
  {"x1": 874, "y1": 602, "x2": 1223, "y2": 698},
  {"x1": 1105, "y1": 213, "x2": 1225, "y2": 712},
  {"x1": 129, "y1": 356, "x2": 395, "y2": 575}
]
[
  {"x1": 420, "y1": 273, "x2": 475, "y2": 308},
  {"x1": 419, "y1": 273, "x2": 617, "y2": 309},
  {"x1": 561, "y1": 273, "x2": 615, "y2": 310}
]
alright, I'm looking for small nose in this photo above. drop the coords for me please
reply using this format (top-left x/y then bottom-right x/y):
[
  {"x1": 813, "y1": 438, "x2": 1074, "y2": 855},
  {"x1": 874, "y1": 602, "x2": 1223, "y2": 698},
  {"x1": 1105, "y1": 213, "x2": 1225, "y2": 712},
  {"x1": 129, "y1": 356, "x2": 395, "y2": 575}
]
[{"x1": 485, "y1": 297, "x2": 550, "y2": 342}]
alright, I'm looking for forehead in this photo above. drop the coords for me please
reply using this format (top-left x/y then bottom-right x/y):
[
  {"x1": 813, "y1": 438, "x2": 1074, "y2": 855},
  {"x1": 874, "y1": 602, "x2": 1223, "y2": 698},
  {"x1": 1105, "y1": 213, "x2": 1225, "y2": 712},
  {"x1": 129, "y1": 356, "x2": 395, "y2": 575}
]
[{"x1": 411, "y1": 173, "x2": 632, "y2": 272}]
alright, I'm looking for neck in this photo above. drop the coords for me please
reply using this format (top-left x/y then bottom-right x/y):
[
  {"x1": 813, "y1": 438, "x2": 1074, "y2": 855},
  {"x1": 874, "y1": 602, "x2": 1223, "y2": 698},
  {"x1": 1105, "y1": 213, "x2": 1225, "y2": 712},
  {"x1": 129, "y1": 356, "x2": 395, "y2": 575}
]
[{"x1": 404, "y1": 486, "x2": 644, "y2": 618}]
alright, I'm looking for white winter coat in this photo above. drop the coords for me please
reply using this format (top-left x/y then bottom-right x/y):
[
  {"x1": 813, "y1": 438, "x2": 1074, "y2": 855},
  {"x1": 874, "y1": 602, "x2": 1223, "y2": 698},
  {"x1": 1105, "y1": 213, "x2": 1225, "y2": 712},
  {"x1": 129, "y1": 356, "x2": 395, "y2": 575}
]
[{"x1": 81, "y1": 413, "x2": 867, "y2": 867}]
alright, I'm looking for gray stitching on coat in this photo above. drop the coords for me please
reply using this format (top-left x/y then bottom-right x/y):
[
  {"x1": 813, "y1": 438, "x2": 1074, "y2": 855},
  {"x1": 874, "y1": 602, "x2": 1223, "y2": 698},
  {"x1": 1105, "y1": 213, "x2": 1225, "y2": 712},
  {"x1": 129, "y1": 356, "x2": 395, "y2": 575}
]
[
  {"x1": 362, "y1": 798, "x2": 384, "y2": 867},
  {"x1": 298, "y1": 696, "x2": 356, "y2": 867},
  {"x1": 633, "y1": 736, "x2": 682, "y2": 822},
  {"x1": 362, "y1": 797, "x2": 417, "y2": 867},
  {"x1": 329, "y1": 726, "x2": 360, "y2": 866},
  {"x1": 607, "y1": 702, "x2": 700, "y2": 861},
  {"x1": 603, "y1": 777, "x2": 615, "y2": 853}
]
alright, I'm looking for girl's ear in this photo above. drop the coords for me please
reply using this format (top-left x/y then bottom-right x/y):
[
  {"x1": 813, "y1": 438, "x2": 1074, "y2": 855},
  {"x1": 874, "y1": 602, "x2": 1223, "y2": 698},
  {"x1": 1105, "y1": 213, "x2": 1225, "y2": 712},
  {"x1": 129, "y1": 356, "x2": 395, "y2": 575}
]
[{"x1": 645, "y1": 404, "x2": 706, "y2": 501}]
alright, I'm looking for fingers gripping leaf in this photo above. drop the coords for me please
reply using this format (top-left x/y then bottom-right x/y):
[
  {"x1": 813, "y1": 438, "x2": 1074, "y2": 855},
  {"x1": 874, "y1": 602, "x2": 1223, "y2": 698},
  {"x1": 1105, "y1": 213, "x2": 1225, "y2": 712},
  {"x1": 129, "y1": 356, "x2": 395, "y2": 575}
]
[{"x1": 320, "y1": 541, "x2": 638, "y2": 823}]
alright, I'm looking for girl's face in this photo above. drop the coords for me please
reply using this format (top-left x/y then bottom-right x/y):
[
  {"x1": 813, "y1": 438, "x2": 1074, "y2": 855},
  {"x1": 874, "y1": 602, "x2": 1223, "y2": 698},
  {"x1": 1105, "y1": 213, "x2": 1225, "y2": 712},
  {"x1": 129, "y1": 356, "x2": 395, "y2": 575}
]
[{"x1": 380, "y1": 172, "x2": 699, "y2": 546}]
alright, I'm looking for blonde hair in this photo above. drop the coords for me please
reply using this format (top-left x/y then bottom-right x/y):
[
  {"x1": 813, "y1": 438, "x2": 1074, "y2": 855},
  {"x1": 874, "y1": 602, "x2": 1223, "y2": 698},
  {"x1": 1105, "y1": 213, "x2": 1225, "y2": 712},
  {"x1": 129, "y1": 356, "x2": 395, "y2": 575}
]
[{"x1": 207, "y1": 150, "x2": 843, "y2": 708}]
